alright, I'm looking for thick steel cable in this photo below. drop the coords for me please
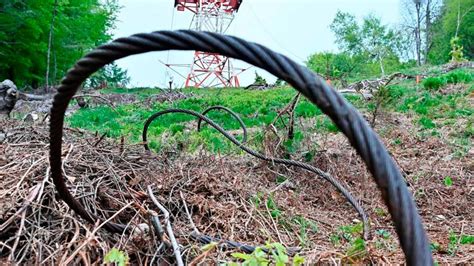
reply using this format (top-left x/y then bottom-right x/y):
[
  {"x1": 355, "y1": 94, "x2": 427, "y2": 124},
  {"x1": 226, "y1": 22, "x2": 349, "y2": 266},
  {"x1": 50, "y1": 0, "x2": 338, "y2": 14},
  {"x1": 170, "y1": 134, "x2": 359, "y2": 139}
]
[
  {"x1": 49, "y1": 30, "x2": 432, "y2": 264},
  {"x1": 197, "y1": 105, "x2": 248, "y2": 143},
  {"x1": 142, "y1": 108, "x2": 369, "y2": 240},
  {"x1": 190, "y1": 232, "x2": 300, "y2": 255}
]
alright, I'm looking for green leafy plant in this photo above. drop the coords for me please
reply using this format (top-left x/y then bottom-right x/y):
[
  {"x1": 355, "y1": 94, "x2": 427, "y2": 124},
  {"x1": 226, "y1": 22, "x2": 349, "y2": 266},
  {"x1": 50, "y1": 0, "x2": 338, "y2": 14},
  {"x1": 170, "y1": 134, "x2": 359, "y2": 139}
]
[
  {"x1": 201, "y1": 242, "x2": 218, "y2": 251},
  {"x1": 329, "y1": 223, "x2": 367, "y2": 261},
  {"x1": 86, "y1": 62, "x2": 131, "y2": 89},
  {"x1": 231, "y1": 248, "x2": 269, "y2": 265},
  {"x1": 444, "y1": 70, "x2": 473, "y2": 84},
  {"x1": 339, "y1": 223, "x2": 364, "y2": 241},
  {"x1": 374, "y1": 207, "x2": 387, "y2": 217},
  {"x1": 254, "y1": 71, "x2": 267, "y2": 86},
  {"x1": 330, "y1": 234, "x2": 342, "y2": 246},
  {"x1": 392, "y1": 138, "x2": 402, "y2": 145},
  {"x1": 430, "y1": 242, "x2": 441, "y2": 252},
  {"x1": 449, "y1": 37, "x2": 466, "y2": 62},
  {"x1": 376, "y1": 229, "x2": 391, "y2": 239},
  {"x1": 104, "y1": 248, "x2": 129, "y2": 266},
  {"x1": 276, "y1": 175, "x2": 288, "y2": 184},
  {"x1": 418, "y1": 117, "x2": 436, "y2": 130},
  {"x1": 274, "y1": 78, "x2": 285, "y2": 87},
  {"x1": 369, "y1": 85, "x2": 399, "y2": 126},
  {"x1": 443, "y1": 176, "x2": 453, "y2": 187},
  {"x1": 346, "y1": 237, "x2": 367, "y2": 259},
  {"x1": 252, "y1": 192, "x2": 265, "y2": 208},
  {"x1": 283, "y1": 131, "x2": 304, "y2": 153},
  {"x1": 460, "y1": 235, "x2": 474, "y2": 245},
  {"x1": 266, "y1": 194, "x2": 282, "y2": 219},
  {"x1": 423, "y1": 77, "x2": 446, "y2": 90},
  {"x1": 230, "y1": 243, "x2": 305, "y2": 266},
  {"x1": 292, "y1": 216, "x2": 319, "y2": 246},
  {"x1": 448, "y1": 231, "x2": 458, "y2": 255},
  {"x1": 447, "y1": 232, "x2": 474, "y2": 256}
]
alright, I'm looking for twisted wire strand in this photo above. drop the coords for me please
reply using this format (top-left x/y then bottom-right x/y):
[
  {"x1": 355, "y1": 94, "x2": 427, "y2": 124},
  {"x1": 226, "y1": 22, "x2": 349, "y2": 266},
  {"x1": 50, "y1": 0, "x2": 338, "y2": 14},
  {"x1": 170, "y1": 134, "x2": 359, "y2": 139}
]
[
  {"x1": 49, "y1": 30, "x2": 432, "y2": 264},
  {"x1": 142, "y1": 108, "x2": 369, "y2": 240},
  {"x1": 190, "y1": 232, "x2": 300, "y2": 255},
  {"x1": 197, "y1": 105, "x2": 248, "y2": 143}
]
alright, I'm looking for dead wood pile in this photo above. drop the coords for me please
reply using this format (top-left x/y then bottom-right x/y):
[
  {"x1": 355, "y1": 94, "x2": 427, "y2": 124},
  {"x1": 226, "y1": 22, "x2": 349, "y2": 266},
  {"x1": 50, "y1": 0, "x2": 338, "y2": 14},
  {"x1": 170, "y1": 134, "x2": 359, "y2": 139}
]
[
  {"x1": 0, "y1": 120, "x2": 379, "y2": 264},
  {"x1": 0, "y1": 116, "x2": 472, "y2": 264}
]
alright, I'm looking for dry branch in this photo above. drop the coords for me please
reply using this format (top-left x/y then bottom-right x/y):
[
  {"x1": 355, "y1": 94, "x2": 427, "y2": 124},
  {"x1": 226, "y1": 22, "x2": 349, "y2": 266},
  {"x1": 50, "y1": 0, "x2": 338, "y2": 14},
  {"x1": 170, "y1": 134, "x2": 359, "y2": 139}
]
[{"x1": 147, "y1": 185, "x2": 184, "y2": 266}]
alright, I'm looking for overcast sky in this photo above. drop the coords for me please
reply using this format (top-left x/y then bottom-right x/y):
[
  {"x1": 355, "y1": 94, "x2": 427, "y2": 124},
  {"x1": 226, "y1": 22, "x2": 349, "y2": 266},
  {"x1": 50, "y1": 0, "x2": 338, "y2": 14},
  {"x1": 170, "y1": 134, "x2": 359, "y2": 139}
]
[{"x1": 113, "y1": 0, "x2": 401, "y2": 87}]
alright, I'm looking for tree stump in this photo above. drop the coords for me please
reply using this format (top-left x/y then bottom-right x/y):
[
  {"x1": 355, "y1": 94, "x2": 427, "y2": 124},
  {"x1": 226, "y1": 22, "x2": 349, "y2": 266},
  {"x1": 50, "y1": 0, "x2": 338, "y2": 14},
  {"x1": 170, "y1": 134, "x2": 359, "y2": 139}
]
[{"x1": 0, "y1": 80, "x2": 19, "y2": 118}]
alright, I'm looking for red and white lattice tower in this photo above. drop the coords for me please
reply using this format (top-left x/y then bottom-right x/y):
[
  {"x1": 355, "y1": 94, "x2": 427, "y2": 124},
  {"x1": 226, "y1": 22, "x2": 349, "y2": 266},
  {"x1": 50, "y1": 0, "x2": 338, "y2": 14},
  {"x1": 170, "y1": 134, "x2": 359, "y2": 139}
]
[{"x1": 174, "y1": 0, "x2": 243, "y2": 87}]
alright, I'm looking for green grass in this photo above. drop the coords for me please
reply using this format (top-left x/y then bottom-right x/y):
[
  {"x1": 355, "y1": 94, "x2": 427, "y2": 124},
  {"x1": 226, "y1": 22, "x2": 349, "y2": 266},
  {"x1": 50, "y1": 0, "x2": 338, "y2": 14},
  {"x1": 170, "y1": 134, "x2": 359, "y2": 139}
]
[
  {"x1": 69, "y1": 87, "x2": 347, "y2": 153},
  {"x1": 68, "y1": 68, "x2": 473, "y2": 154},
  {"x1": 100, "y1": 87, "x2": 162, "y2": 98}
]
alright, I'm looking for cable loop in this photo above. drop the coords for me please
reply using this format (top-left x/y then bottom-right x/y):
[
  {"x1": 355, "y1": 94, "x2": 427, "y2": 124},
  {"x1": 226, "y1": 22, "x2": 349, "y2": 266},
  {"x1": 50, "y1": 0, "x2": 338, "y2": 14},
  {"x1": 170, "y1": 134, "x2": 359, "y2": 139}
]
[{"x1": 49, "y1": 30, "x2": 432, "y2": 265}]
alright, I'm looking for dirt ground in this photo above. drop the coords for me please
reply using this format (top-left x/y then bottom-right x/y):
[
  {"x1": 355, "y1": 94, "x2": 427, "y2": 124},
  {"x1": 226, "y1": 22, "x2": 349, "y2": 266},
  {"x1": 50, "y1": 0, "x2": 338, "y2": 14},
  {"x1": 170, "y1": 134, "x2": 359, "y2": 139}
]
[{"x1": 0, "y1": 111, "x2": 472, "y2": 264}]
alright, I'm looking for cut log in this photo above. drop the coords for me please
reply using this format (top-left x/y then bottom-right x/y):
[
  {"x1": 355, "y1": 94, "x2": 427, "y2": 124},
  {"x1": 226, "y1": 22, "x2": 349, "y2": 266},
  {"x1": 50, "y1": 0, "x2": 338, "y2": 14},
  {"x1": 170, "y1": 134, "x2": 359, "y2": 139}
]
[
  {"x1": 18, "y1": 93, "x2": 49, "y2": 101},
  {"x1": 441, "y1": 61, "x2": 473, "y2": 73}
]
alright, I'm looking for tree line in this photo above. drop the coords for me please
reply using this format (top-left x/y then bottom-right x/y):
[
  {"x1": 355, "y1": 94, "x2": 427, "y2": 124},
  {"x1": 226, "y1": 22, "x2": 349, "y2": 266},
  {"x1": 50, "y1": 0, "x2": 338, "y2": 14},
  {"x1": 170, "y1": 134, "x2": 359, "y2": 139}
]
[
  {"x1": 307, "y1": 0, "x2": 473, "y2": 84},
  {"x1": 0, "y1": 0, "x2": 122, "y2": 89},
  {"x1": 1, "y1": 0, "x2": 471, "y2": 90}
]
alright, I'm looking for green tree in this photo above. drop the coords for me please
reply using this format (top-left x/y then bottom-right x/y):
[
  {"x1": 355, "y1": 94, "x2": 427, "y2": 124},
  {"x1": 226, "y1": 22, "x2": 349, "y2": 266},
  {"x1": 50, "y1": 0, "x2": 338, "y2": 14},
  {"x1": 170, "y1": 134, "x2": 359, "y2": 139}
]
[
  {"x1": 330, "y1": 12, "x2": 363, "y2": 56},
  {"x1": 428, "y1": 0, "x2": 474, "y2": 64},
  {"x1": 0, "y1": 0, "x2": 120, "y2": 88},
  {"x1": 360, "y1": 14, "x2": 400, "y2": 75},
  {"x1": 400, "y1": 0, "x2": 443, "y2": 65},
  {"x1": 306, "y1": 52, "x2": 358, "y2": 86},
  {"x1": 254, "y1": 71, "x2": 267, "y2": 85},
  {"x1": 86, "y1": 62, "x2": 130, "y2": 89},
  {"x1": 330, "y1": 11, "x2": 402, "y2": 77}
]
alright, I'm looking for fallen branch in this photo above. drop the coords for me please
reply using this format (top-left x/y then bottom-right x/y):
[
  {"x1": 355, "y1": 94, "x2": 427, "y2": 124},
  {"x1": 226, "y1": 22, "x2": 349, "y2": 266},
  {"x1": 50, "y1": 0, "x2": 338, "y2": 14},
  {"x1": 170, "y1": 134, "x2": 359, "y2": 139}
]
[
  {"x1": 147, "y1": 185, "x2": 184, "y2": 266},
  {"x1": 73, "y1": 94, "x2": 116, "y2": 109},
  {"x1": 62, "y1": 202, "x2": 133, "y2": 265},
  {"x1": 18, "y1": 93, "x2": 49, "y2": 101}
]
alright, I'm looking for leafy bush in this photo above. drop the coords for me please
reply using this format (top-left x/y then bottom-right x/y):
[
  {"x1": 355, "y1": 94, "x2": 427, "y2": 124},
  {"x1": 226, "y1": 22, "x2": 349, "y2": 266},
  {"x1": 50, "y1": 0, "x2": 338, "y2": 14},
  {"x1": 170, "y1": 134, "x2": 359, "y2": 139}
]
[
  {"x1": 423, "y1": 77, "x2": 446, "y2": 90},
  {"x1": 230, "y1": 242, "x2": 305, "y2": 266},
  {"x1": 254, "y1": 71, "x2": 267, "y2": 85},
  {"x1": 423, "y1": 70, "x2": 473, "y2": 90},
  {"x1": 86, "y1": 63, "x2": 131, "y2": 89},
  {"x1": 418, "y1": 117, "x2": 437, "y2": 130},
  {"x1": 444, "y1": 70, "x2": 473, "y2": 84},
  {"x1": 461, "y1": 235, "x2": 474, "y2": 245},
  {"x1": 104, "y1": 248, "x2": 129, "y2": 266},
  {"x1": 306, "y1": 52, "x2": 357, "y2": 81},
  {"x1": 449, "y1": 37, "x2": 466, "y2": 62}
]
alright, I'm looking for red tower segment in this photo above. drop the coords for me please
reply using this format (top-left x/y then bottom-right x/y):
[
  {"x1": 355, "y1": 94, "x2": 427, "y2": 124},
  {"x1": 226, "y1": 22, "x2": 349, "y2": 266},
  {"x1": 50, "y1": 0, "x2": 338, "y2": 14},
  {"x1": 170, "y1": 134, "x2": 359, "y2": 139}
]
[{"x1": 172, "y1": 0, "x2": 244, "y2": 88}]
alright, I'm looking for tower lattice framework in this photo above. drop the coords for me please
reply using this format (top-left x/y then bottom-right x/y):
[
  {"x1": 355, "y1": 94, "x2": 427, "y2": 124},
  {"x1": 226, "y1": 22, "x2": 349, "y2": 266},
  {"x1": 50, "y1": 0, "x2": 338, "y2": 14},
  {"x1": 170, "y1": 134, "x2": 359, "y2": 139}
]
[{"x1": 174, "y1": 0, "x2": 243, "y2": 87}]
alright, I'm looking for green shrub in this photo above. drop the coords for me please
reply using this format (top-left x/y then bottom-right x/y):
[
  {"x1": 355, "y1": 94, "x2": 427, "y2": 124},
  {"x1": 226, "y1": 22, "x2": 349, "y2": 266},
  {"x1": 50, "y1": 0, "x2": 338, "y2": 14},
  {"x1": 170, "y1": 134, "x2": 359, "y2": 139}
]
[
  {"x1": 423, "y1": 77, "x2": 446, "y2": 90},
  {"x1": 444, "y1": 70, "x2": 473, "y2": 84},
  {"x1": 104, "y1": 248, "x2": 129, "y2": 266},
  {"x1": 418, "y1": 117, "x2": 436, "y2": 129},
  {"x1": 423, "y1": 70, "x2": 473, "y2": 90},
  {"x1": 460, "y1": 235, "x2": 474, "y2": 245}
]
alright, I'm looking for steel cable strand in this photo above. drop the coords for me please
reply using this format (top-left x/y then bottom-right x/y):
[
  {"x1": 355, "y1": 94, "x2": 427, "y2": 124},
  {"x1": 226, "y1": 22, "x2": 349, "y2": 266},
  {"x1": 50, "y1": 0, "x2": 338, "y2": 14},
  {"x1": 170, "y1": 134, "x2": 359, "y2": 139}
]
[
  {"x1": 190, "y1": 232, "x2": 300, "y2": 255},
  {"x1": 49, "y1": 30, "x2": 432, "y2": 264},
  {"x1": 142, "y1": 108, "x2": 369, "y2": 240},
  {"x1": 196, "y1": 105, "x2": 248, "y2": 143}
]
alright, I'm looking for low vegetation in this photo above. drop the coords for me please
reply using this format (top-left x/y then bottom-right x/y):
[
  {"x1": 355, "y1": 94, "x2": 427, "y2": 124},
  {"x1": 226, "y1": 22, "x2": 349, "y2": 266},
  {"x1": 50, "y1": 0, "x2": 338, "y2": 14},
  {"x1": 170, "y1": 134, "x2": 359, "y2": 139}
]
[
  {"x1": 69, "y1": 68, "x2": 473, "y2": 158},
  {"x1": 1, "y1": 0, "x2": 473, "y2": 264}
]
